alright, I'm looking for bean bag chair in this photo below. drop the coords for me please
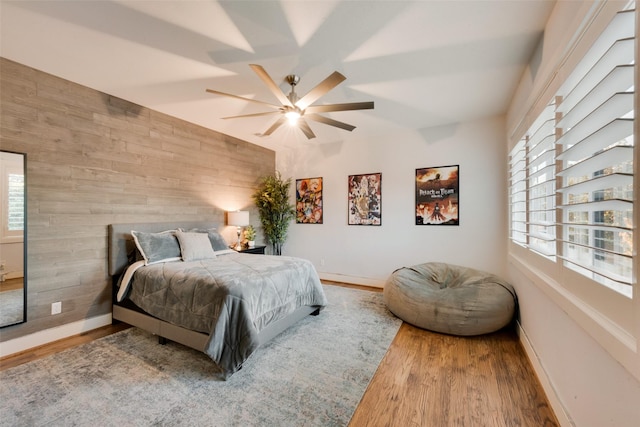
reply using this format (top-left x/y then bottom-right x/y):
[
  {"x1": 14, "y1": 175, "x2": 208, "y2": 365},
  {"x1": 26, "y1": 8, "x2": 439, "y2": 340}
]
[{"x1": 383, "y1": 262, "x2": 517, "y2": 336}]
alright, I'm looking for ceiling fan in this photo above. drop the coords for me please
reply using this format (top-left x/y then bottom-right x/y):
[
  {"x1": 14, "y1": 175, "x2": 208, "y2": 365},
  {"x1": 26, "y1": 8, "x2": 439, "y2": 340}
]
[{"x1": 206, "y1": 64, "x2": 374, "y2": 140}]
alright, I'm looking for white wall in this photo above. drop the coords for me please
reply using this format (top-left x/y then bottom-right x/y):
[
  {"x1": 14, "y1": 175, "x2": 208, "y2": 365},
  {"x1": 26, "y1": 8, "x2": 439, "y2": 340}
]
[
  {"x1": 510, "y1": 264, "x2": 640, "y2": 426},
  {"x1": 277, "y1": 117, "x2": 508, "y2": 287}
]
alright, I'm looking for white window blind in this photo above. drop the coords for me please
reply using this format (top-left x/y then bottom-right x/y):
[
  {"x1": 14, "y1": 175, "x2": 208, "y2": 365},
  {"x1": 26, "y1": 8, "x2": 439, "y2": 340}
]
[
  {"x1": 7, "y1": 173, "x2": 24, "y2": 232},
  {"x1": 556, "y1": 7, "x2": 634, "y2": 296},
  {"x1": 508, "y1": 101, "x2": 557, "y2": 257},
  {"x1": 509, "y1": 139, "x2": 527, "y2": 246},
  {"x1": 0, "y1": 152, "x2": 24, "y2": 242},
  {"x1": 508, "y1": 4, "x2": 634, "y2": 298},
  {"x1": 527, "y1": 101, "x2": 557, "y2": 258}
]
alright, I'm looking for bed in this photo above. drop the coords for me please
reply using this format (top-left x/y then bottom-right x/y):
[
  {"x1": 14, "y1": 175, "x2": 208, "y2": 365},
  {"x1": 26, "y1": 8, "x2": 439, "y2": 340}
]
[{"x1": 108, "y1": 221, "x2": 327, "y2": 378}]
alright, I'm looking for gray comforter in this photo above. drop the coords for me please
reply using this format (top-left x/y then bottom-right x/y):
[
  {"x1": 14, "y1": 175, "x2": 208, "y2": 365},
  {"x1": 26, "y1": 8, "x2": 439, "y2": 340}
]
[{"x1": 126, "y1": 253, "x2": 327, "y2": 377}]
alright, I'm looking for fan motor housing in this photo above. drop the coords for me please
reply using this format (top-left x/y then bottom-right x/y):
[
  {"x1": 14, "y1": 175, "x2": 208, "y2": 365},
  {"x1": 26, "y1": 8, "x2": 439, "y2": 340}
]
[{"x1": 286, "y1": 74, "x2": 300, "y2": 86}]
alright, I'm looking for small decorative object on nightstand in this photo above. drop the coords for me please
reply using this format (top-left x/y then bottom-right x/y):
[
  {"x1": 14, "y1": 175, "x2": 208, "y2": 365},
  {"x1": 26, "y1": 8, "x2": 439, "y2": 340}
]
[{"x1": 244, "y1": 225, "x2": 256, "y2": 248}]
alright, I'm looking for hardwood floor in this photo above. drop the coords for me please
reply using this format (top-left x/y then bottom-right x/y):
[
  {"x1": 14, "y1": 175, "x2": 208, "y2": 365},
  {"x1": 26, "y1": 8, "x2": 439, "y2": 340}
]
[
  {"x1": 0, "y1": 278, "x2": 23, "y2": 292},
  {"x1": 349, "y1": 323, "x2": 558, "y2": 426},
  {"x1": 0, "y1": 284, "x2": 558, "y2": 426}
]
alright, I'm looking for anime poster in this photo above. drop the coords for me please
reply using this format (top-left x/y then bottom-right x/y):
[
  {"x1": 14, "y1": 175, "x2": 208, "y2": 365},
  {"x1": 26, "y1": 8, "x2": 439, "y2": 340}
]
[
  {"x1": 348, "y1": 173, "x2": 381, "y2": 226},
  {"x1": 415, "y1": 165, "x2": 459, "y2": 225},
  {"x1": 296, "y1": 177, "x2": 323, "y2": 224}
]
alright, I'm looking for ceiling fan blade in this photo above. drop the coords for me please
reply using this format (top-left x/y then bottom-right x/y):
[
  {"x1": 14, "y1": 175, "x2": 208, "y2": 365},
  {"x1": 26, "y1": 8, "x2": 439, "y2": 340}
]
[
  {"x1": 222, "y1": 111, "x2": 281, "y2": 120},
  {"x1": 206, "y1": 89, "x2": 280, "y2": 109},
  {"x1": 305, "y1": 101, "x2": 374, "y2": 114},
  {"x1": 295, "y1": 71, "x2": 346, "y2": 110},
  {"x1": 297, "y1": 119, "x2": 316, "y2": 139},
  {"x1": 262, "y1": 116, "x2": 287, "y2": 136},
  {"x1": 250, "y1": 64, "x2": 294, "y2": 108},
  {"x1": 304, "y1": 113, "x2": 356, "y2": 132}
]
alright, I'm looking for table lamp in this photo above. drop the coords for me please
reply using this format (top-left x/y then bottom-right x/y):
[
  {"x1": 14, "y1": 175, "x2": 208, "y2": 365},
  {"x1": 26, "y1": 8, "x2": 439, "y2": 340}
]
[{"x1": 228, "y1": 210, "x2": 250, "y2": 250}]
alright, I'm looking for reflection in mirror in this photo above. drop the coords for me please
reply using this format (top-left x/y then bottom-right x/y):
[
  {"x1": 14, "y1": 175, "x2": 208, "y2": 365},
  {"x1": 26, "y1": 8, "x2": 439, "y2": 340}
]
[{"x1": 0, "y1": 151, "x2": 26, "y2": 328}]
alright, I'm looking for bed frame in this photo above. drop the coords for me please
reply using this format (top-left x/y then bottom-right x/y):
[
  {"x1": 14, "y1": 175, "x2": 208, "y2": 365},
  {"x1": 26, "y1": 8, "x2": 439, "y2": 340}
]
[{"x1": 108, "y1": 221, "x2": 320, "y2": 353}]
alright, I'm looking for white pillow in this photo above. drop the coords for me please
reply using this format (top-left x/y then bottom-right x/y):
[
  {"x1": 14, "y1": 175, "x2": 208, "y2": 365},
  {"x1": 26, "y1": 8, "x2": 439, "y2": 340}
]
[
  {"x1": 176, "y1": 230, "x2": 217, "y2": 261},
  {"x1": 180, "y1": 228, "x2": 229, "y2": 251}
]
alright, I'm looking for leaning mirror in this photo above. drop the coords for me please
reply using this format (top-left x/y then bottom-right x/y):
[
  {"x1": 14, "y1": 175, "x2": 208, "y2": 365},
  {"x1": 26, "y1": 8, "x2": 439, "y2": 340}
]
[{"x1": 0, "y1": 150, "x2": 26, "y2": 328}]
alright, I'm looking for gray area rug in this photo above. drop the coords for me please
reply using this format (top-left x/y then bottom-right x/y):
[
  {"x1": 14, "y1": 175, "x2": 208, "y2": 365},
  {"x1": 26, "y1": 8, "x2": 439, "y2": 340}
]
[{"x1": 0, "y1": 285, "x2": 401, "y2": 427}]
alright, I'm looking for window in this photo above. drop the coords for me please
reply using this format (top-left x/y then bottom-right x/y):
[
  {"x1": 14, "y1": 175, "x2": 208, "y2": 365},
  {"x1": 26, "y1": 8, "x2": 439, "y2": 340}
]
[
  {"x1": 509, "y1": 139, "x2": 527, "y2": 246},
  {"x1": 7, "y1": 173, "x2": 24, "y2": 231},
  {"x1": 528, "y1": 101, "x2": 557, "y2": 259},
  {"x1": 509, "y1": 101, "x2": 558, "y2": 258},
  {"x1": 508, "y1": 0, "x2": 637, "y2": 380},
  {"x1": 509, "y1": 4, "x2": 634, "y2": 297},
  {"x1": 556, "y1": 7, "x2": 634, "y2": 296}
]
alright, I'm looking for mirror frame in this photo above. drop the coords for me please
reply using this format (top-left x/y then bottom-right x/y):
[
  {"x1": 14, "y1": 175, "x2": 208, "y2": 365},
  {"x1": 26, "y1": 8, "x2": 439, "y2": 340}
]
[{"x1": 0, "y1": 150, "x2": 26, "y2": 328}]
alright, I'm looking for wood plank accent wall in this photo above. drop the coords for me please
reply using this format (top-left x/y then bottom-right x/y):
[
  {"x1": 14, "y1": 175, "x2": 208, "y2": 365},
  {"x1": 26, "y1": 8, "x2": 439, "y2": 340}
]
[{"x1": 0, "y1": 58, "x2": 275, "y2": 341}]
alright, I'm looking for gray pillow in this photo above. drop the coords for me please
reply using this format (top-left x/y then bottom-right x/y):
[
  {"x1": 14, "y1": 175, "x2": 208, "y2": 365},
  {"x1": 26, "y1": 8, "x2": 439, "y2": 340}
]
[
  {"x1": 176, "y1": 230, "x2": 216, "y2": 261},
  {"x1": 131, "y1": 230, "x2": 181, "y2": 265},
  {"x1": 182, "y1": 228, "x2": 229, "y2": 251}
]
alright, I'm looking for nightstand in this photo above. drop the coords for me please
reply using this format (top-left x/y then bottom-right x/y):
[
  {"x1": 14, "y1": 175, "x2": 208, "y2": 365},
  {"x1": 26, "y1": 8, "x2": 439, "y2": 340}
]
[{"x1": 235, "y1": 245, "x2": 266, "y2": 255}]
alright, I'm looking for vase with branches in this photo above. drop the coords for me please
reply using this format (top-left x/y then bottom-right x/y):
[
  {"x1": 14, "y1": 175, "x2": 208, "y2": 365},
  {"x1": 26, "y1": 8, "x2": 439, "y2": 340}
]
[{"x1": 252, "y1": 172, "x2": 295, "y2": 255}]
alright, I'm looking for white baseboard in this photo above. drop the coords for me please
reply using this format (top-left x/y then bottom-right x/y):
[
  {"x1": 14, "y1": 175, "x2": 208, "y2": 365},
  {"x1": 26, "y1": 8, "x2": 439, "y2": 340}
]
[
  {"x1": 319, "y1": 272, "x2": 385, "y2": 288},
  {"x1": 516, "y1": 321, "x2": 574, "y2": 427},
  {"x1": 0, "y1": 313, "x2": 112, "y2": 358}
]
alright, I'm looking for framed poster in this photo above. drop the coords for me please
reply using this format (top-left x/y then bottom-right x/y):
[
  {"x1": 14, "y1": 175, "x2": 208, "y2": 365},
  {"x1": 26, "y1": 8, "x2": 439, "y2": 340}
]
[
  {"x1": 296, "y1": 177, "x2": 323, "y2": 224},
  {"x1": 348, "y1": 173, "x2": 381, "y2": 225},
  {"x1": 415, "y1": 165, "x2": 459, "y2": 225}
]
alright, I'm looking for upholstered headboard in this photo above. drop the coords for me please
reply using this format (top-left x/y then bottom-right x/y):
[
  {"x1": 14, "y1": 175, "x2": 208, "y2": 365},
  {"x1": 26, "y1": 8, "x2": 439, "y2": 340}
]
[{"x1": 108, "y1": 221, "x2": 220, "y2": 276}]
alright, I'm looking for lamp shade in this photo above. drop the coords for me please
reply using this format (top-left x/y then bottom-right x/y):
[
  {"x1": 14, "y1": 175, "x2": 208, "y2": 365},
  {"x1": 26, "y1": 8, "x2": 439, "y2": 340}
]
[{"x1": 228, "y1": 210, "x2": 249, "y2": 227}]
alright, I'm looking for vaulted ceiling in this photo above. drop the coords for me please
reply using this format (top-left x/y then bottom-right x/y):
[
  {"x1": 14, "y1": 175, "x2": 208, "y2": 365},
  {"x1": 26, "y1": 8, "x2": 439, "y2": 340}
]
[{"x1": 1, "y1": 1, "x2": 555, "y2": 150}]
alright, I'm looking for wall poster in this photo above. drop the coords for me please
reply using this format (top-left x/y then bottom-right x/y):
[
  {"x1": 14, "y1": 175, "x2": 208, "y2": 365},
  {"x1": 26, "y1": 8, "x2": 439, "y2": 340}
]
[
  {"x1": 296, "y1": 177, "x2": 323, "y2": 224},
  {"x1": 348, "y1": 173, "x2": 381, "y2": 226},
  {"x1": 415, "y1": 165, "x2": 459, "y2": 225}
]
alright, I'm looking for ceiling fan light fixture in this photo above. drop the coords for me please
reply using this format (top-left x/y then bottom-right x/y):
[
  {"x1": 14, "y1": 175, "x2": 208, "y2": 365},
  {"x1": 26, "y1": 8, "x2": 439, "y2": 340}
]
[
  {"x1": 206, "y1": 64, "x2": 374, "y2": 139},
  {"x1": 285, "y1": 109, "x2": 301, "y2": 125}
]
